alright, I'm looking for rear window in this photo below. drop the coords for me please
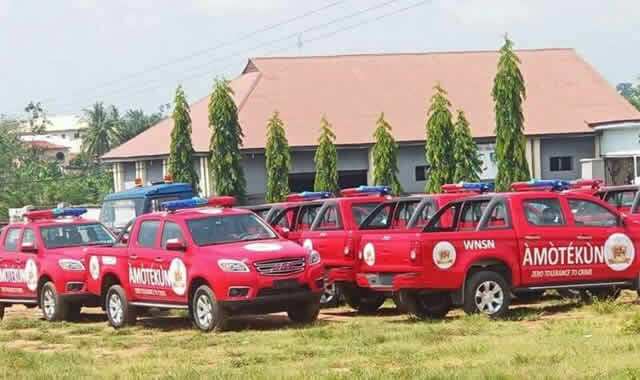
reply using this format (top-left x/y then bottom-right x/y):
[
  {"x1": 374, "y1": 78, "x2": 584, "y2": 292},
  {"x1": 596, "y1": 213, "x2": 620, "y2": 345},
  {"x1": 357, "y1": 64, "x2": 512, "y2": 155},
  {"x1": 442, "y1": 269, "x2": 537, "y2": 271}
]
[
  {"x1": 523, "y1": 199, "x2": 565, "y2": 226},
  {"x1": 351, "y1": 203, "x2": 380, "y2": 226},
  {"x1": 425, "y1": 202, "x2": 462, "y2": 232},
  {"x1": 315, "y1": 205, "x2": 343, "y2": 230},
  {"x1": 295, "y1": 204, "x2": 322, "y2": 231}
]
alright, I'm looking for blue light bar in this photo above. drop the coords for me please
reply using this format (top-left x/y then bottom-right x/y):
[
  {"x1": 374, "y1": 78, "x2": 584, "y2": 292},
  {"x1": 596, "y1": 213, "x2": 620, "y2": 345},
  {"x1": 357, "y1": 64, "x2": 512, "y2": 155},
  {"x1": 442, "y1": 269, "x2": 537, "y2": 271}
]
[
  {"x1": 161, "y1": 197, "x2": 208, "y2": 211},
  {"x1": 298, "y1": 191, "x2": 332, "y2": 199},
  {"x1": 52, "y1": 208, "x2": 87, "y2": 217},
  {"x1": 512, "y1": 179, "x2": 571, "y2": 192},
  {"x1": 356, "y1": 185, "x2": 391, "y2": 194},
  {"x1": 461, "y1": 182, "x2": 494, "y2": 192}
]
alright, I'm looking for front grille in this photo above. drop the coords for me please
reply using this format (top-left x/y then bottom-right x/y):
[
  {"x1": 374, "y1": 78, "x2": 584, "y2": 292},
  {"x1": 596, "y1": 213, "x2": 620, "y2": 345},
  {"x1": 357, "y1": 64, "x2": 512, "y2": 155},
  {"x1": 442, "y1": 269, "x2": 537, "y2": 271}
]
[{"x1": 253, "y1": 257, "x2": 306, "y2": 276}]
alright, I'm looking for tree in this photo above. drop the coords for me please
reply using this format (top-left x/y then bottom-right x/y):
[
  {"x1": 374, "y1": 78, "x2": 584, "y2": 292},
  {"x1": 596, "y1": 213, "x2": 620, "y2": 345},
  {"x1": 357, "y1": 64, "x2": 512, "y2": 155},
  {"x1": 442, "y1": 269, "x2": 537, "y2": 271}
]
[
  {"x1": 314, "y1": 116, "x2": 339, "y2": 193},
  {"x1": 617, "y1": 81, "x2": 640, "y2": 111},
  {"x1": 425, "y1": 84, "x2": 455, "y2": 193},
  {"x1": 264, "y1": 112, "x2": 291, "y2": 202},
  {"x1": 118, "y1": 106, "x2": 167, "y2": 143},
  {"x1": 81, "y1": 102, "x2": 122, "y2": 160},
  {"x1": 372, "y1": 113, "x2": 402, "y2": 194},
  {"x1": 24, "y1": 101, "x2": 50, "y2": 134},
  {"x1": 167, "y1": 85, "x2": 199, "y2": 191},
  {"x1": 492, "y1": 36, "x2": 530, "y2": 191},
  {"x1": 208, "y1": 79, "x2": 246, "y2": 200},
  {"x1": 452, "y1": 110, "x2": 482, "y2": 183}
]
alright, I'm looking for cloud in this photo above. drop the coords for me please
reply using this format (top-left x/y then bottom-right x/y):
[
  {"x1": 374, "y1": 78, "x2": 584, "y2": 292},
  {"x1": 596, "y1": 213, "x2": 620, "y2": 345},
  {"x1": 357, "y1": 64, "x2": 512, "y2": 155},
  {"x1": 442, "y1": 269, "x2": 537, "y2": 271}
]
[
  {"x1": 0, "y1": 0, "x2": 9, "y2": 20},
  {"x1": 192, "y1": 0, "x2": 290, "y2": 15}
]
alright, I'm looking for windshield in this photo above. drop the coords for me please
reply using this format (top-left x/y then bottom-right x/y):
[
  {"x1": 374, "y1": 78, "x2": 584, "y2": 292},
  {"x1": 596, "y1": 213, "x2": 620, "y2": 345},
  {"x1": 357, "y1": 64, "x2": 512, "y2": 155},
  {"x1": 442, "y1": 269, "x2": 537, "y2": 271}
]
[
  {"x1": 187, "y1": 213, "x2": 277, "y2": 246},
  {"x1": 41, "y1": 223, "x2": 116, "y2": 249},
  {"x1": 100, "y1": 199, "x2": 145, "y2": 230}
]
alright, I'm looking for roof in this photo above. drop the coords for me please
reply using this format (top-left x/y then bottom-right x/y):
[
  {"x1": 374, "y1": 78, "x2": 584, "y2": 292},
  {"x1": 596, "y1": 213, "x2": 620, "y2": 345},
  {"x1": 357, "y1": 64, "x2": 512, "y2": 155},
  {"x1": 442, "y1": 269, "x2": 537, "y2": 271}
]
[
  {"x1": 103, "y1": 183, "x2": 193, "y2": 201},
  {"x1": 19, "y1": 115, "x2": 88, "y2": 134},
  {"x1": 102, "y1": 49, "x2": 640, "y2": 160},
  {"x1": 26, "y1": 140, "x2": 69, "y2": 150}
]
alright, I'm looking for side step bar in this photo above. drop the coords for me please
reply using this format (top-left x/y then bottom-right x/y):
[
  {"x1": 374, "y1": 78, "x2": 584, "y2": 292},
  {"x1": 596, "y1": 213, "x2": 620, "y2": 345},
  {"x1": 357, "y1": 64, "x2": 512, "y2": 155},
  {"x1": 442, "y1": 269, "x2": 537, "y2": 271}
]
[
  {"x1": 516, "y1": 281, "x2": 632, "y2": 292},
  {"x1": 130, "y1": 302, "x2": 188, "y2": 310}
]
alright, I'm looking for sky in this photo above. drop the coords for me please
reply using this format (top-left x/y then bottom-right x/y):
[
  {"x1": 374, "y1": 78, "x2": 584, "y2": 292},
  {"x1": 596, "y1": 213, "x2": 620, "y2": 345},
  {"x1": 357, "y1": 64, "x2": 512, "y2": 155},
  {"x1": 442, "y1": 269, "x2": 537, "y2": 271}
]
[{"x1": 1, "y1": 0, "x2": 639, "y2": 117}]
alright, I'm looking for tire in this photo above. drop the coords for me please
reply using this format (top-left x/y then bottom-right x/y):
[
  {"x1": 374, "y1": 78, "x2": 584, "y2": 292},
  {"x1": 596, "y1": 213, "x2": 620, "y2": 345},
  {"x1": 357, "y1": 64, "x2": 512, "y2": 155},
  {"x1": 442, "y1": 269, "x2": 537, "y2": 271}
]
[
  {"x1": 463, "y1": 271, "x2": 511, "y2": 318},
  {"x1": 105, "y1": 285, "x2": 137, "y2": 329},
  {"x1": 287, "y1": 298, "x2": 321, "y2": 324},
  {"x1": 392, "y1": 292, "x2": 408, "y2": 312},
  {"x1": 513, "y1": 290, "x2": 545, "y2": 303},
  {"x1": 40, "y1": 282, "x2": 68, "y2": 322},
  {"x1": 558, "y1": 289, "x2": 583, "y2": 300},
  {"x1": 342, "y1": 285, "x2": 386, "y2": 314},
  {"x1": 191, "y1": 285, "x2": 228, "y2": 332},
  {"x1": 320, "y1": 282, "x2": 341, "y2": 308},
  {"x1": 66, "y1": 304, "x2": 82, "y2": 322},
  {"x1": 403, "y1": 291, "x2": 451, "y2": 319},
  {"x1": 586, "y1": 287, "x2": 622, "y2": 301}
]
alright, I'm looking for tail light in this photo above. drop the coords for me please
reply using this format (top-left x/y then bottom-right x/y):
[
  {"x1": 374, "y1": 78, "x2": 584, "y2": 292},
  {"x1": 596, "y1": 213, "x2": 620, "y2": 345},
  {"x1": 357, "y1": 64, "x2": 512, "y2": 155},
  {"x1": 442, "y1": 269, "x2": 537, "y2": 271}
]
[
  {"x1": 409, "y1": 235, "x2": 422, "y2": 265},
  {"x1": 344, "y1": 232, "x2": 355, "y2": 258}
]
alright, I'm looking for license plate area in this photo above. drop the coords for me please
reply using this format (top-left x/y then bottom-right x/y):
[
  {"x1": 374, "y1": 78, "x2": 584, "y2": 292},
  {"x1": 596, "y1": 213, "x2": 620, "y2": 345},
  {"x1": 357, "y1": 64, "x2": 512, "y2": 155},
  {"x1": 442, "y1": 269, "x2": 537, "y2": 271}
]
[{"x1": 273, "y1": 279, "x2": 300, "y2": 289}]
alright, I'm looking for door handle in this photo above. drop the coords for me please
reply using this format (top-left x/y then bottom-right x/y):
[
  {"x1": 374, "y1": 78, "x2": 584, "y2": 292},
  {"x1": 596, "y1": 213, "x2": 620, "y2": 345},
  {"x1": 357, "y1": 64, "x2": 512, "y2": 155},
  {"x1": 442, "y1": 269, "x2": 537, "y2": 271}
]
[
  {"x1": 319, "y1": 232, "x2": 328, "y2": 237},
  {"x1": 154, "y1": 257, "x2": 165, "y2": 263},
  {"x1": 382, "y1": 236, "x2": 392, "y2": 241},
  {"x1": 524, "y1": 235, "x2": 541, "y2": 241},
  {"x1": 577, "y1": 234, "x2": 592, "y2": 241},
  {"x1": 15, "y1": 258, "x2": 23, "y2": 264},
  {"x1": 130, "y1": 255, "x2": 138, "y2": 260}
]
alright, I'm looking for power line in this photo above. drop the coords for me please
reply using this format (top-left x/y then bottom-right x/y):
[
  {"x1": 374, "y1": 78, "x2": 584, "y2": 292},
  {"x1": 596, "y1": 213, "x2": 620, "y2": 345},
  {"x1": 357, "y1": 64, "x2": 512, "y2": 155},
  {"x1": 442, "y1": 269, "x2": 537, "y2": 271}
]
[
  {"x1": 37, "y1": 1, "x2": 348, "y2": 109},
  {"x1": 48, "y1": 0, "x2": 404, "y2": 113}
]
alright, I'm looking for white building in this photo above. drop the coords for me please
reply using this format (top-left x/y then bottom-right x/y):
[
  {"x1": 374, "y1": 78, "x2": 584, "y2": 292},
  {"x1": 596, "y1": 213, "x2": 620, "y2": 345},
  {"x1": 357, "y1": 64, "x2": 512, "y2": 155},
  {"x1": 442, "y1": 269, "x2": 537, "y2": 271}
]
[{"x1": 19, "y1": 115, "x2": 88, "y2": 155}]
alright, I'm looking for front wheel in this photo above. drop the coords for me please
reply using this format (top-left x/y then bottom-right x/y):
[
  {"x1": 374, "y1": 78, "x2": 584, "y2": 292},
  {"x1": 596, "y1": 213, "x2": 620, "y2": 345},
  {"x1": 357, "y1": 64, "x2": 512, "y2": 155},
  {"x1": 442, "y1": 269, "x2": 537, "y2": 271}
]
[
  {"x1": 105, "y1": 285, "x2": 137, "y2": 329},
  {"x1": 392, "y1": 292, "x2": 408, "y2": 312},
  {"x1": 191, "y1": 285, "x2": 228, "y2": 332},
  {"x1": 342, "y1": 285, "x2": 386, "y2": 314},
  {"x1": 402, "y1": 291, "x2": 451, "y2": 319},
  {"x1": 40, "y1": 282, "x2": 68, "y2": 322},
  {"x1": 463, "y1": 271, "x2": 511, "y2": 318},
  {"x1": 287, "y1": 299, "x2": 321, "y2": 324}
]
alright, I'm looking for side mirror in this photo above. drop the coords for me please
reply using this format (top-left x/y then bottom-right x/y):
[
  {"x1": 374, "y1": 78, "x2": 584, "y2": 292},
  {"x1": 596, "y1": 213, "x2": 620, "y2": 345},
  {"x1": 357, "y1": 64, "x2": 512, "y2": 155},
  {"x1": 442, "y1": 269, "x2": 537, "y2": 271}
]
[
  {"x1": 21, "y1": 242, "x2": 38, "y2": 253},
  {"x1": 165, "y1": 238, "x2": 187, "y2": 251},
  {"x1": 274, "y1": 226, "x2": 290, "y2": 238},
  {"x1": 119, "y1": 233, "x2": 129, "y2": 244}
]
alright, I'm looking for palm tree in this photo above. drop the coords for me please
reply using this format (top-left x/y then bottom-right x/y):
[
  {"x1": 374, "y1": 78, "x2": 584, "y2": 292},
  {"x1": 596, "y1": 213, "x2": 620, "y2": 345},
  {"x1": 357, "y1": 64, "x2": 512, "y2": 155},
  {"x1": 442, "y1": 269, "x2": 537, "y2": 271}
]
[{"x1": 82, "y1": 102, "x2": 122, "y2": 160}]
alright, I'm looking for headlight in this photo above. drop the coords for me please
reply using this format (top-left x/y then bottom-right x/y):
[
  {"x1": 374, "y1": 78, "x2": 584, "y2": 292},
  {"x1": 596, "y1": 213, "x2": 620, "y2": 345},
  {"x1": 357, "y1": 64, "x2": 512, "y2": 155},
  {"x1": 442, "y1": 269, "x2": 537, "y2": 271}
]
[
  {"x1": 218, "y1": 259, "x2": 250, "y2": 273},
  {"x1": 58, "y1": 259, "x2": 85, "y2": 271},
  {"x1": 309, "y1": 250, "x2": 321, "y2": 265}
]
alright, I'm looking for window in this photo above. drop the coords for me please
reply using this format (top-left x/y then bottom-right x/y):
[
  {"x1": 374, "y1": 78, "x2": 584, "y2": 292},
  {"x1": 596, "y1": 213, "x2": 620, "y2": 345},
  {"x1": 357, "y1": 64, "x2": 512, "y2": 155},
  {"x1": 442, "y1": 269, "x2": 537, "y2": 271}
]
[
  {"x1": 73, "y1": 132, "x2": 80, "y2": 139},
  {"x1": 550, "y1": 156, "x2": 573, "y2": 172},
  {"x1": 100, "y1": 199, "x2": 144, "y2": 230},
  {"x1": 392, "y1": 201, "x2": 420, "y2": 228},
  {"x1": 415, "y1": 165, "x2": 429, "y2": 181},
  {"x1": 137, "y1": 221, "x2": 160, "y2": 247},
  {"x1": 161, "y1": 222, "x2": 184, "y2": 248},
  {"x1": 604, "y1": 190, "x2": 637, "y2": 210},
  {"x1": 425, "y1": 202, "x2": 462, "y2": 232},
  {"x1": 61, "y1": 134, "x2": 66, "y2": 139},
  {"x1": 523, "y1": 199, "x2": 565, "y2": 226},
  {"x1": 569, "y1": 199, "x2": 618, "y2": 227},
  {"x1": 408, "y1": 200, "x2": 437, "y2": 228},
  {"x1": 315, "y1": 205, "x2": 343, "y2": 230},
  {"x1": 55, "y1": 152, "x2": 65, "y2": 161},
  {"x1": 482, "y1": 201, "x2": 509, "y2": 229},
  {"x1": 351, "y1": 203, "x2": 380, "y2": 226},
  {"x1": 360, "y1": 204, "x2": 393, "y2": 229},
  {"x1": 186, "y1": 214, "x2": 276, "y2": 246},
  {"x1": 22, "y1": 229, "x2": 36, "y2": 248},
  {"x1": 295, "y1": 204, "x2": 322, "y2": 231},
  {"x1": 4, "y1": 228, "x2": 21, "y2": 252},
  {"x1": 40, "y1": 224, "x2": 115, "y2": 249},
  {"x1": 459, "y1": 200, "x2": 491, "y2": 231}
]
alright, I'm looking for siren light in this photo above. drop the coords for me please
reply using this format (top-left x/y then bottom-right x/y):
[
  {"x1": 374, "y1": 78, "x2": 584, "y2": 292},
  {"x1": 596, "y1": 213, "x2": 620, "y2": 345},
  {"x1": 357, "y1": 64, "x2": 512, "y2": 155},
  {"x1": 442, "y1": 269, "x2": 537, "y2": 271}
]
[
  {"x1": 161, "y1": 196, "x2": 235, "y2": 212},
  {"x1": 441, "y1": 182, "x2": 494, "y2": 194},
  {"x1": 340, "y1": 185, "x2": 391, "y2": 197},
  {"x1": 511, "y1": 179, "x2": 571, "y2": 192},
  {"x1": 570, "y1": 179, "x2": 603, "y2": 190},
  {"x1": 285, "y1": 191, "x2": 332, "y2": 202},
  {"x1": 24, "y1": 207, "x2": 88, "y2": 221}
]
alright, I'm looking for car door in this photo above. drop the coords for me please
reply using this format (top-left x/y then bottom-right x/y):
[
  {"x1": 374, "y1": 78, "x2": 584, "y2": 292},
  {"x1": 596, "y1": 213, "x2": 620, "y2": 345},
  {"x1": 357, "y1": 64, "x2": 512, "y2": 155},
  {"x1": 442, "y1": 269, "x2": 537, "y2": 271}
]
[
  {"x1": 515, "y1": 196, "x2": 576, "y2": 286},
  {"x1": 566, "y1": 197, "x2": 629, "y2": 282},
  {"x1": 128, "y1": 219, "x2": 164, "y2": 302},
  {"x1": 158, "y1": 221, "x2": 189, "y2": 304},
  {"x1": 307, "y1": 202, "x2": 347, "y2": 268},
  {"x1": 17, "y1": 228, "x2": 39, "y2": 300},
  {"x1": 0, "y1": 227, "x2": 24, "y2": 299}
]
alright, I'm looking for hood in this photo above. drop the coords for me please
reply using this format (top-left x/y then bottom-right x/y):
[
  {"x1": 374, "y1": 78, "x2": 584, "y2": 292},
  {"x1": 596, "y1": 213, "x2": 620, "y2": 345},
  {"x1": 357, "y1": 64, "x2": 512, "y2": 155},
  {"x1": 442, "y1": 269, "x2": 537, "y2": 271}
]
[
  {"x1": 197, "y1": 239, "x2": 308, "y2": 263},
  {"x1": 47, "y1": 245, "x2": 95, "y2": 260}
]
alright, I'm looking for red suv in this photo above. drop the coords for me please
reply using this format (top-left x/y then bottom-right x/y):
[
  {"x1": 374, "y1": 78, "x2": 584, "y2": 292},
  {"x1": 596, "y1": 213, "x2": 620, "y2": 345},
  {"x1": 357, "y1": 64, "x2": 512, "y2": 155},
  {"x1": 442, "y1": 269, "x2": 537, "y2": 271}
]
[
  {"x1": 348, "y1": 183, "x2": 493, "y2": 312},
  {"x1": 0, "y1": 208, "x2": 115, "y2": 322},
  {"x1": 85, "y1": 197, "x2": 324, "y2": 331},
  {"x1": 394, "y1": 180, "x2": 640, "y2": 319}
]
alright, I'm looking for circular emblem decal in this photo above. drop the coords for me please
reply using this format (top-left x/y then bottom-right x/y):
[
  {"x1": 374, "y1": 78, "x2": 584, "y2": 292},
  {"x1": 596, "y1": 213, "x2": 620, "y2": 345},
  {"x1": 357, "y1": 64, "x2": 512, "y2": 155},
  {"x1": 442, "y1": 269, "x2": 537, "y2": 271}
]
[
  {"x1": 604, "y1": 233, "x2": 635, "y2": 272},
  {"x1": 89, "y1": 256, "x2": 100, "y2": 280},
  {"x1": 433, "y1": 241, "x2": 456, "y2": 270},
  {"x1": 363, "y1": 243, "x2": 376, "y2": 266},
  {"x1": 24, "y1": 259, "x2": 38, "y2": 292},
  {"x1": 303, "y1": 239, "x2": 313, "y2": 252},
  {"x1": 244, "y1": 243, "x2": 283, "y2": 252},
  {"x1": 168, "y1": 258, "x2": 187, "y2": 296}
]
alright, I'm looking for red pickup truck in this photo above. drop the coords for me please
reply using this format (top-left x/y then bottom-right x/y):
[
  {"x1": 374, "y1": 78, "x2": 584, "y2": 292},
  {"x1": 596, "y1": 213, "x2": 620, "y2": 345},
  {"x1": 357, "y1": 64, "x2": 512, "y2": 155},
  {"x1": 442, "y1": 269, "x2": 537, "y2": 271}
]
[
  {"x1": 85, "y1": 197, "x2": 324, "y2": 331},
  {"x1": 348, "y1": 183, "x2": 493, "y2": 312},
  {"x1": 394, "y1": 180, "x2": 640, "y2": 319},
  {"x1": 0, "y1": 208, "x2": 115, "y2": 322}
]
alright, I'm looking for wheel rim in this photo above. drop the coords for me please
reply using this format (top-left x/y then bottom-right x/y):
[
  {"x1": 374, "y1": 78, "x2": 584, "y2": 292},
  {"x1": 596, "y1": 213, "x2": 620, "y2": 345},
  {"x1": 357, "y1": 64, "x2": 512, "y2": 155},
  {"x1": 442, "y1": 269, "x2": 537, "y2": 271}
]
[
  {"x1": 474, "y1": 280, "x2": 504, "y2": 315},
  {"x1": 321, "y1": 283, "x2": 336, "y2": 304},
  {"x1": 42, "y1": 288, "x2": 56, "y2": 318},
  {"x1": 108, "y1": 293, "x2": 124, "y2": 325},
  {"x1": 195, "y1": 294, "x2": 213, "y2": 328}
]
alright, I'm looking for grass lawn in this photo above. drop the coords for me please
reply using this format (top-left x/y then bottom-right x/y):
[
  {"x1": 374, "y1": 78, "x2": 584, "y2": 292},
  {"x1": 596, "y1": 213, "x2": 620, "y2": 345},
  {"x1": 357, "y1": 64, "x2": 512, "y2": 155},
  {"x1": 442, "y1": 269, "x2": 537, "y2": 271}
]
[{"x1": 2, "y1": 292, "x2": 640, "y2": 379}]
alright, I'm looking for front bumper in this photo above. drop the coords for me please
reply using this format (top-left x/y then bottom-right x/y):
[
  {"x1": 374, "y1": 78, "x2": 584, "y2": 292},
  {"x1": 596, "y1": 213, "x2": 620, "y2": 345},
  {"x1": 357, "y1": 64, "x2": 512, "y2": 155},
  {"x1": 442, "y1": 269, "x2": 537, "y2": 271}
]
[
  {"x1": 327, "y1": 266, "x2": 357, "y2": 284},
  {"x1": 219, "y1": 289, "x2": 322, "y2": 315}
]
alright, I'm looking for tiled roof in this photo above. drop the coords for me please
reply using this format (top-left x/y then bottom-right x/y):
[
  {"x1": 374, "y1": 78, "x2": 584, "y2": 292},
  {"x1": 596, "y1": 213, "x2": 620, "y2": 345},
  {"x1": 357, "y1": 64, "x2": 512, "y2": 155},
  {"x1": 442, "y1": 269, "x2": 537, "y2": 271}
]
[{"x1": 102, "y1": 49, "x2": 640, "y2": 160}]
